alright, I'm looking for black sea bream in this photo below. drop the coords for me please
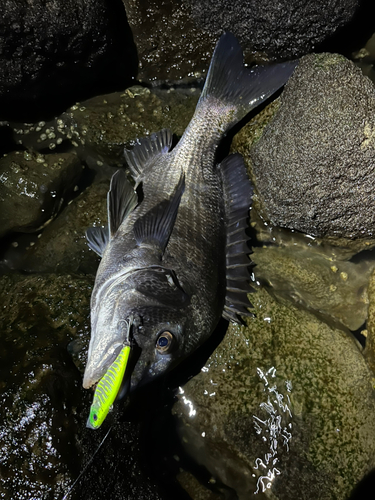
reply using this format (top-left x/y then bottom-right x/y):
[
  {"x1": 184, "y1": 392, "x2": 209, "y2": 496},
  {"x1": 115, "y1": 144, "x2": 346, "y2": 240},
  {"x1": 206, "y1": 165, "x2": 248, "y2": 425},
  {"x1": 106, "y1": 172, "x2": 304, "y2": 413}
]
[{"x1": 83, "y1": 33, "x2": 297, "y2": 394}]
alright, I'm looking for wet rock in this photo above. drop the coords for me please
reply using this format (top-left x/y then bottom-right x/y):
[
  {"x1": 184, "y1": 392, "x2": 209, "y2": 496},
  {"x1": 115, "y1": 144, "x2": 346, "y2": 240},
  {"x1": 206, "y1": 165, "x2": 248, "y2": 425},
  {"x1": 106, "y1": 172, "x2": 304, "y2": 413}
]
[
  {"x1": 13, "y1": 86, "x2": 200, "y2": 164},
  {"x1": 124, "y1": 0, "x2": 360, "y2": 84},
  {"x1": 18, "y1": 180, "x2": 109, "y2": 275},
  {"x1": 0, "y1": 0, "x2": 136, "y2": 121},
  {"x1": 251, "y1": 222, "x2": 374, "y2": 331},
  {"x1": 0, "y1": 273, "x2": 169, "y2": 500},
  {"x1": 124, "y1": 0, "x2": 217, "y2": 84},
  {"x1": 352, "y1": 31, "x2": 375, "y2": 83},
  {"x1": 364, "y1": 268, "x2": 375, "y2": 374},
  {"x1": 173, "y1": 287, "x2": 375, "y2": 499},
  {"x1": 0, "y1": 150, "x2": 84, "y2": 238},
  {"x1": 0, "y1": 273, "x2": 93, "y2": 498},
  {"x1": 188, "y1": 0, "x2": 359, "y2": 60},
  {"x1": 245, "y1": 53, "x2": 375, "y2": 239}
]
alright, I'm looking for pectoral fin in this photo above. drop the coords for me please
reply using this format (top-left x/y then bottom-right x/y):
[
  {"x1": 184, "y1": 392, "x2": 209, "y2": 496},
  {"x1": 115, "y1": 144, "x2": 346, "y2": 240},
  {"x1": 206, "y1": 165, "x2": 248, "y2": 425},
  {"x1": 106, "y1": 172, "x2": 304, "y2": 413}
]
[
  {"x1": 108, "y1": 170, "x2": 138, "y2": 238},
  {"x1": 133, "y1": 173, "x2": 185, "y2": 252}
]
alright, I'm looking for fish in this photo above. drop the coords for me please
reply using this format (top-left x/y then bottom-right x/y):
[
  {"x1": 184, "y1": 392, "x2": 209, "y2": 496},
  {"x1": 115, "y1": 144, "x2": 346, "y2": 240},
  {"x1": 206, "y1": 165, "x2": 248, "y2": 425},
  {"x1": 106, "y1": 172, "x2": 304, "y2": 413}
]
[{"x1": 82, "y1": 32, "x2": 297, "y2": 408}]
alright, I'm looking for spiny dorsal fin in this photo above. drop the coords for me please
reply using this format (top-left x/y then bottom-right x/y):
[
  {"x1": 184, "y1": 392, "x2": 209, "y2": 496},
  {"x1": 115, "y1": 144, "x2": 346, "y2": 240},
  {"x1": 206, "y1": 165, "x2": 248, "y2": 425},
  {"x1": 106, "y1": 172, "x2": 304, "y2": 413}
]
[
  {"x1": 220, "y1": 153, "x2": 255, "y2": 323},
  {"x1": 133, "y1": 173, "x2": 185, "y2": 252},
  {"x1": 124, "y1": 129, "x2": 173, "y2": 186},
  {"x1": 108, "y1": 170, "x2": 138, "y2": 238},
  {"x1": 86, "y1": 226, "x2": 109, "y2": 257}
]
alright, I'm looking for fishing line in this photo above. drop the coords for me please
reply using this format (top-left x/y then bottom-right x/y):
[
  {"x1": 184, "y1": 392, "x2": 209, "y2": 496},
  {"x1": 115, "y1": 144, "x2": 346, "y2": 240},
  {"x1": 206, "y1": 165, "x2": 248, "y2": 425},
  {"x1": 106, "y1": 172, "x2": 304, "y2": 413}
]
[{"x1": 62, "y1": 426, "x2": 112, "y2": 500}]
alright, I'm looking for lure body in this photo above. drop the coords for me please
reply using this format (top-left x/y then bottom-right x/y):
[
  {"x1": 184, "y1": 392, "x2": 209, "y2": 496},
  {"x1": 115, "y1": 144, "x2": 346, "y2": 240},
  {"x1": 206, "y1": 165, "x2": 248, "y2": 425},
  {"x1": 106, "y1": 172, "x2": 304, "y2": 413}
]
[{"x1": 87, "y1": 345, "x2": 130, "y2": 429}]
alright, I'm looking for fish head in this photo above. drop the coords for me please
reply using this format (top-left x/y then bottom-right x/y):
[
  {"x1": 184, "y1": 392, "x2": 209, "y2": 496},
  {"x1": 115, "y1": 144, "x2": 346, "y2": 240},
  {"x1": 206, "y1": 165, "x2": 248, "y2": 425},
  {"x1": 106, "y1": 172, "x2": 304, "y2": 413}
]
[
  {"x1": 83, "y1": 267, "x2": 192, "y2": 392},
  {"x1": 128, "y1": 304, "x2": 189, "y2": 391}
]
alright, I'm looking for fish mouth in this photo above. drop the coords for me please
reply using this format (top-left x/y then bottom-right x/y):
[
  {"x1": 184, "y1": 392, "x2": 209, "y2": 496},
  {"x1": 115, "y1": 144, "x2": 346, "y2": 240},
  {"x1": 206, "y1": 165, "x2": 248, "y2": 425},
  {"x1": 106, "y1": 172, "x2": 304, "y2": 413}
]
[
  {"x1": 83, "y1": 342, "x2": 124, "y2": 389},
  {"x1": 83, "y1": 316, "x2": 135, "y2": 390}
]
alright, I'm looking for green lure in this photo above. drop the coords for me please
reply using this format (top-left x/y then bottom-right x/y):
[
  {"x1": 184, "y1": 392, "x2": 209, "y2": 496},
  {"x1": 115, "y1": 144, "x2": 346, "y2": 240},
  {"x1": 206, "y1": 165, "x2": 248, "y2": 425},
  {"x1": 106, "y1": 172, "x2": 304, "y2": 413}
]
[{"x1": 86, "y1": 345, "x2": 130, "y2": 429}]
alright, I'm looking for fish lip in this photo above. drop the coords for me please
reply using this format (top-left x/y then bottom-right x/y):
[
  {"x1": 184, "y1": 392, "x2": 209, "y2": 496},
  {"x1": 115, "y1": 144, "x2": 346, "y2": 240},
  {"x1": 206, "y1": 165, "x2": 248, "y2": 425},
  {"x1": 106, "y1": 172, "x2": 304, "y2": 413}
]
[{"x1": 83, "y1": 342, "x2": 124, "y2": 389}]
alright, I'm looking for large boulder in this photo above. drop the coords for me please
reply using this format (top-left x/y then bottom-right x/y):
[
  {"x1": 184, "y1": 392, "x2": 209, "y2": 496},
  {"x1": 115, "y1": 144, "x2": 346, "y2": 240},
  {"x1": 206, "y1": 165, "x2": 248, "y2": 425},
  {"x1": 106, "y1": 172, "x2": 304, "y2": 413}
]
[
  {"x1": 244, "y1": 53, "x2": 375, "y2": 239},
  {"x1": 0, "y1": 0, "x2": 136, "y2": 121},
  {"x1": 173, "y1": 287, "x2": 375, "y2": 499},
  {"x1": 0, "y1": 150, "x2": 83, "y2": 238},
  {"x1": 124, "y1": 0, "x2": 361, "y2": 83}
]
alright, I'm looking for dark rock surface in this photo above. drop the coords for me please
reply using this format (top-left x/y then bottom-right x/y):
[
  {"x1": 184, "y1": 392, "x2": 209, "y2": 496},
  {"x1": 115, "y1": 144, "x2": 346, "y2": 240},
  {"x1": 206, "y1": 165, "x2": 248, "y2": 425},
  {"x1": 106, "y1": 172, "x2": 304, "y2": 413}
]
[
  {"x1": 173, "y1": 287, "x2": 375, "y2": 500},
  {"x1": 124, "y1": 0, "x2": 361, "y2": 84},
  {"x1": 13, "y1": 86, "x2": 200, "y2": 164},
  {"x1": 19, "y1": 180, "x2": 109, "y2": 275},
  {"x1": 0, "y1": 273, "x2": 170, "y2": 500},
  {"x1": 0, "y1": 273, "x2": 93, "y2": 498},
  {"x1": 0, "y1": 0, "x2": 137, "y2": 121},
  {"x1": 0, "y1": 150, "x2": 83, "y2": 238},
  {"x1": 251, "y1": 228, "x2": 373, "y2": 331},
  {"x1": 188, "y1": 0, "x2": 359, "y2": 60},
  {"x1": 247, "y1": 53, "x2": 375, "y2": 239},
  {"x1": 124, "y1": 0, "x2": 216, "y2": 85}
]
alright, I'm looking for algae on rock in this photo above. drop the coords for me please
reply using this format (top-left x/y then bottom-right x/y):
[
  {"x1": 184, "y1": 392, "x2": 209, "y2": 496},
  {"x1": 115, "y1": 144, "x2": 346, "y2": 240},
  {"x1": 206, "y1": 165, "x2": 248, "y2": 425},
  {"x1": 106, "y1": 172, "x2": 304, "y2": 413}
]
[{"x1": 173, "y1": 287, "x2": 375, "y2": 500}]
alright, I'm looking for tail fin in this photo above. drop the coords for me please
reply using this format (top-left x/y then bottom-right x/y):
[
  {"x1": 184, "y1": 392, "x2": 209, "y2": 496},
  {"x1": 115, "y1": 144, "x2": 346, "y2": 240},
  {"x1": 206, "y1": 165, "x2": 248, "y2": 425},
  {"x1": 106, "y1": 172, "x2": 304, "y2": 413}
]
[{"x1": 199, "y1": 32, "x2": 298, "y2": 126}]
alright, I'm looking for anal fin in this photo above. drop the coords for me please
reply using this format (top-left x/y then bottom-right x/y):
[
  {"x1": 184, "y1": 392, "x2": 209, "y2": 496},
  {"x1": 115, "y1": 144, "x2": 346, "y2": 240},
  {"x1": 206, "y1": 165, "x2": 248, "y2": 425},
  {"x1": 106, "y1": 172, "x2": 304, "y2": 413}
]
[{"x1": 220, "y1": 153, "x2": 254, "y2": 323}]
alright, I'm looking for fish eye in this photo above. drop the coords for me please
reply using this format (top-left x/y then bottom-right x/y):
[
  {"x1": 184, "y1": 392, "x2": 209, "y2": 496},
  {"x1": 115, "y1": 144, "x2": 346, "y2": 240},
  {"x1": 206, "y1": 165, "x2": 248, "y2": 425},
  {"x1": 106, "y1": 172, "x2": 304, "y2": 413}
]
[
  {"x1": 93, "y1": 413, "x2": 98, "y2": 421},
  {"x1": 156, "y1": 331, "x2": 174, "y2": 353}
]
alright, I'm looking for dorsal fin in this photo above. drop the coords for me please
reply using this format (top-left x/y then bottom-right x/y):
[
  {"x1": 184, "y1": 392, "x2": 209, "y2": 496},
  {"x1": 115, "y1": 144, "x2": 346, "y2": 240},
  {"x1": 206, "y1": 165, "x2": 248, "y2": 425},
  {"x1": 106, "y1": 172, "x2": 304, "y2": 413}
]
[
  {"x1": 133, "y1": 173, "x2": 185, "y2": 252},
  {"x1": 124, "y1": 129, "x2": 173, "y2": 186},
  {"x1": 86, "y1": 226, "x2": 109, "y2": 257},
  {"x1": 220, "y1": 153, "x2": 254, "y2": 323},
  {"x1": 108, "y1": 170, "x2": 138, "y2": 238}
]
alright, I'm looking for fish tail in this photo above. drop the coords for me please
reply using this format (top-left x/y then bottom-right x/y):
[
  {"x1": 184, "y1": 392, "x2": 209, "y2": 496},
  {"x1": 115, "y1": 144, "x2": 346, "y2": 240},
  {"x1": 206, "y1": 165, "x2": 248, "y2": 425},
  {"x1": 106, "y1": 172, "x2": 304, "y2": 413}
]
[{"x1": 199, "y1": 32, "x2": 297, "y2": 128}]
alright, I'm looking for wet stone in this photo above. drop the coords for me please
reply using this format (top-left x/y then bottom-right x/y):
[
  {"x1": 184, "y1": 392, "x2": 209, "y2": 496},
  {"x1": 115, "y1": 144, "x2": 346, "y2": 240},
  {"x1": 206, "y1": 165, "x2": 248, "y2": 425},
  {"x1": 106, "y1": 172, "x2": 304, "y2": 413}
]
[
  {"x1": 0, "y1": 273, "x2": 168, "y2": 500},
  {"x1": 0, "y1": 273, "x2": 93, "y2": 499},
  {"x1": 243, "y1": 53, "x2": 375, "y2": 239},
  {"x1": 173, "y1": 287, "x2": 375, "y2": 500},
  {"x1": 16, "y1": 179, "x2": 110, "y2": 275},
  {"x1": 250, "y1": 219, "x2": 374, "y2": 331},
  {"x1": 364, "y1": 268, "x2": 375, "y2": 375},
  {"x1": 13, "y1": 86, "x2": 200, "y2": 164},
  {"x1": 0, "y1": 150, "x2": 83, "y2": 238}
]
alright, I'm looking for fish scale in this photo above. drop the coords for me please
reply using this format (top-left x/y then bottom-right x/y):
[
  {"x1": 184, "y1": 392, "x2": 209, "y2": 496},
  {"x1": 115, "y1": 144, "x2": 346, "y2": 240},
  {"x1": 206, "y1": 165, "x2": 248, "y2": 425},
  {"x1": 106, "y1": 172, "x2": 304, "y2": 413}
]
[{"x1": 83, "y1": 32, "x2": 297, "y2": 414}]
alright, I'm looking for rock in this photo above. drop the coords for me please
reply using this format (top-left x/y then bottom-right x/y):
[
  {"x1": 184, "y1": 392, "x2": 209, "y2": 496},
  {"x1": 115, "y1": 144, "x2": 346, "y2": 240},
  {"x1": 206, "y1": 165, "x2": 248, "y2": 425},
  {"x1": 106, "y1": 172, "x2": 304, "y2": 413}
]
[
  {"x1": 187, "y1": 0, "x2": 359, "y2": 60},
  {"x1": 364, "y1": 269, "x2": 375, "y2": 374},
  {"x1": 0, "y1": 273, "x2": 93, "y2": 498},
  {"x1": 246, "y1": 53, "x2": 375, "y2": 239},
  {"x1": 124, "y1": 0, "x2": 361, "y2": 83},
  {"x1": 0, "y1": 0, "x2": 137, "y2": 121},
  {"x1": 0, "y1": 273, "x2": 169, "y2": 500},
  {"x1": 13, "y1": 86, "x2": 200, "y2": 163},
  {"x1": 0, "y1": 150, "x2": 84, "y2": 238},
  {"x1": 17, "y1": 179, "x2": 109, "y2": 275},
  {"x1": 124, "y1": 0, "x2": 216, "y2": 84},
  {"x1": 173, "y1": 287, "x2": 375, "y2": 499},
  {"x1": 250, "y1": 220, "x2": 374, "y2": 331}
]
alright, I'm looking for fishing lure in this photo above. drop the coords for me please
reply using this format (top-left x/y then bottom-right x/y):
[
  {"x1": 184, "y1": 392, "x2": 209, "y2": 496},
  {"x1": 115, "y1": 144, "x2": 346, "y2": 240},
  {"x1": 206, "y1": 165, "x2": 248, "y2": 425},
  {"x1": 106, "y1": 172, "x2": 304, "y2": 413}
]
[{"x1": 86, "y1": 345, "x2": 131, "y2": 429}]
